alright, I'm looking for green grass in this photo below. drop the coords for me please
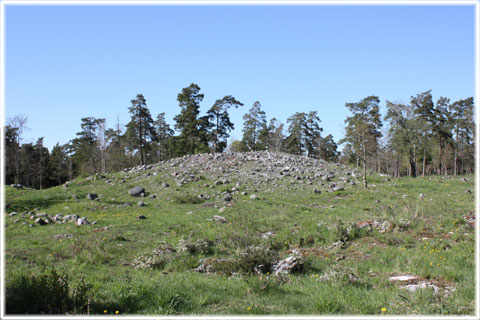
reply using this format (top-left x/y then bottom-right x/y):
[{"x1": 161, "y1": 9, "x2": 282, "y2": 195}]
[{"x1": 4, "y1": 166, "x2": 475, "y2": 315}]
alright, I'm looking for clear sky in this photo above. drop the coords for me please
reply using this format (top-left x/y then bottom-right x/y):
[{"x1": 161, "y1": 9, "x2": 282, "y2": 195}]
[{"x1": 4, "y1": 3, "x2": 476, "y2": 151}]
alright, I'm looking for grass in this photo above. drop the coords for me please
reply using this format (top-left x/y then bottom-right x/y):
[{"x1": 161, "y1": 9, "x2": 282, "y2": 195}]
[{"x1": 4, "y1": 160, "x2": 475, "y2": 315}]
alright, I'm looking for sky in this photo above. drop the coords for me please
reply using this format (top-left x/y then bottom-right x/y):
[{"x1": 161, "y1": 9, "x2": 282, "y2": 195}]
[{"x1": 4, "y1": 3, "x2": 476, "y2": 151}]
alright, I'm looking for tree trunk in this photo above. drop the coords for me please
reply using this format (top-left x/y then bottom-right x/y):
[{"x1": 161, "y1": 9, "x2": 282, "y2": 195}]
[
  {"x1": 422, "y1": 148, "x2": 426, "y2": 176},
  {"x1": 362, "y1": 141, "x2": 367, "y2": 189}
]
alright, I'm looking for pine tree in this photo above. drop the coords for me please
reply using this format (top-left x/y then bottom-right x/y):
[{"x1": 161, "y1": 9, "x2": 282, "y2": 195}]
[
  {"x1": 125, "y1": 94, "x2": 156, "y2": 165},
  {"x1": 242, "y1": 101, "x2": 267, "y2": 151},
  {"x1": 207, "y1": 96, "x2": 243, "y2": 153},
  {"x1": 341, "y1": 96, "x2": 382, "y2": 188},
  {"x1": 174, "y1": 84, "x2": 209, "y2": 155},
  {"x1": 153, "y1": 112, "x2": 174, "y2": 161}
]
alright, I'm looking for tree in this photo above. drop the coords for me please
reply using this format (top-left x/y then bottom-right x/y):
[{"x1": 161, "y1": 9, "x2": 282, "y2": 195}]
[
  {"x1": 5, "y1": 125, "x2": 18, "y2": 185},
  {"x1": 318, "y1": 134, "x2": 338, "y2": 162},
  {"x1": 385, "y1": 101, "x2": 421, "y2": 177},
  {"x1": 449, "y1": 97, "x2": 474, "y2": 175},
  {"x1": 411, "y1": 90, "x2": 435, "y2": 176},
  {"x1": 105, "y1": 117, "x2": 128, "y2": 172},
  {"x1": 71, "y1": 117, "x2": 102, "y2": 175},
  {"x1": 266, "y1": 118, "x2": 285, "y2": 152},
  {"x1": 207, "y1": 96, "x2": 243, "y2": 153},
  {"x1": 242, "y1": 101, "x2": 267, "y2": 151},
  {"x1": 50, "y1": 143, "x2": 69, "y2": 186},
  {"x1": 174, "y1": 84, "x2": 209, "y2": 155},
  {"x1": 7, "y1": 115, "x2": 28, "y2": 184},
  {"x1": 285, "y1": 112, "x2": 306, "y2": 155},
  {"x1": 341, "y1": 96, "x2": 382, "y2": 189},
  {"x1": 303, "y1": 111, "x2": 323, "y2": 157},
  {"x1": 153, "y1": 113, "x2": 174, "y2": 161},
  {"x1": 125, "y1": 94, "x2": 156, "y2": 165}
]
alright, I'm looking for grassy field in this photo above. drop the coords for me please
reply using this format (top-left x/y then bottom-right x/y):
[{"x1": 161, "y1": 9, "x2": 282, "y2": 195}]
[{"x1": 4, "y1": 157, "x2": 475, "y2": 315}]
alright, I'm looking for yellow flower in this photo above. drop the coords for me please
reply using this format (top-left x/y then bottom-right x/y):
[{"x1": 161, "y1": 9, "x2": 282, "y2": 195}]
[
  {"x1": 115, "y1": 310, "x2": 119, "y2": 314},
  {"x1": 429, "y1": 262, "x2": 433, "y2": 266},
  {"x1": 103, "y1": 310, "x2": 107, "y2": 313},
  {"x1": 381, "y1": 307, "x2": 387, "y2": 312},
  {"x1": 266, "y1": 272, "x2": 269, "y2": 275},
  {"x1": 247, "y1": 307, "x2": 252, "y2": 311}
]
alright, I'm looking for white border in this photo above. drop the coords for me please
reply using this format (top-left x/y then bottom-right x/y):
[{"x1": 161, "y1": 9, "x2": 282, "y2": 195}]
[{"x1": 0, "y1": 1, "x2": 478, "y2": 320}]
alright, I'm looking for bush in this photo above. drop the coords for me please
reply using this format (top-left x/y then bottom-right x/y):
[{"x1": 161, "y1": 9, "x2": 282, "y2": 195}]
[
  {"x1": 6, "y1": 269, "x2": 93, "y2": 314},
  {"x1": 177, "y1": 238, "x2": 215, "y2": 255},
  {"x1": 173, "y1": 194, "x2": 204, "y2": 204},
  {"x1": 235, "y1": 246, "x2": 279, "y2": 273}
]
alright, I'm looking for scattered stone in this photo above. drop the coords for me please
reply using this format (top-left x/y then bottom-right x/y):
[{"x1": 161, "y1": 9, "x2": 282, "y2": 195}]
[
  {"x1": 465, "y1": 189, "x2": 472, "y2": 194},
  {"x1": 72, "y1": 194, "x2": 79, "y2": 200},
  {"x1": 273, "y1": 256, "x2": 304, "y2": 275},
  {"x1": 149, "y1": 195, "x2": 156, "y2": 199},
  {"x1": 128, "y1": 186, "x2": 145, "y2": 197},
  {"x1": 211, "y1": 215, "x2": 228, "y2": 223},
  {"x1": 35, "y1": 218, "x2": 47, "y2": 226},
  {"x1": 313, "y1": 188, "x2": 321, "y2": 194},
  {"x1": 355, "y1": 220, "x2": 392, "y2": 233},
  {"x1": 137, "y1": 201, "x2": 145, "y2": 207},
  {"x1": 153, "y1": 245, "x2": 176, "y2": 255},
  {"x1": 86, "y1": 194, "x2": 98, "y2": 200},
  {"x1": 250, "y1": 194, "x2": 258, "y2": 200},
  {"x1": 261, "y1": 231, "x2": 275, "y2": 239},
  {"x1": 75, "y1": 217, "x2": 90, "y2": 226},
  {"x1": 8, "y1": 212, "x2": 18, "y2": 216},
  {"x1": 223, "y1": 194, "x2": 233, "y2": 202},
  {"x1": 54, "y1": 234, "x2": 73, "y2": 239},
  {"x1": 136, "y1": 215, "x2": 146, "y2": 219}
]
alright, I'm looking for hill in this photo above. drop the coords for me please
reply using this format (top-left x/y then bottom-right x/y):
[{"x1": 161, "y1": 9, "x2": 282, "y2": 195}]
[{"x1": 4, "y1": 151, "x2": 475, "y2": 315}]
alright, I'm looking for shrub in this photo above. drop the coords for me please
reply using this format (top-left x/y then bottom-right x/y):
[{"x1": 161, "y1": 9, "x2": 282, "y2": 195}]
[
  {"x1": 6, "y1": 269, "x2": 93, "y2": 314},
  {"x1": 235, "y1": 245, "x2": 279, "y2": 273},
  {"x1": 173, "y1": 194, "x2": 204, "y2": 204},
  {"x1": 177, "y1": 238, "x2": 215, "y2": 255}
]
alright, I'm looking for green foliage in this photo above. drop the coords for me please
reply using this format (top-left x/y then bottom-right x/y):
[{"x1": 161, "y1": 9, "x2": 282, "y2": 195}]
[
  {"x1": 125, "y1": 94, "x2": 156, "y2": 165},
  {"x1": 6, "y1": 269, "x2": 93, "y2": 314}
]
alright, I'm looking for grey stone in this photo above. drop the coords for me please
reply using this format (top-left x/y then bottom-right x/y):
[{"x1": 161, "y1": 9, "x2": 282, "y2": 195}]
[
  {"x1": 212, "y1": 215, "x2": 228, "y2": 223},
  {"x1": 137, "y1": 201, "x2": 145, "y2": 207},
  {"x1": 86, "y1": 193, "x2": 98, "y2": 200},
  {"x1": 273, "y1": 256, "x2": 304, "y2": 275},
  {"x1": 128, "y1": 186, "x2": 145, "y2": 197}
]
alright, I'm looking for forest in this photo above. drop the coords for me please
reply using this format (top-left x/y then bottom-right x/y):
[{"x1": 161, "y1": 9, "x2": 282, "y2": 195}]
[{"x1": 5, "y1": 84, "x2": 475, "y2": 189}]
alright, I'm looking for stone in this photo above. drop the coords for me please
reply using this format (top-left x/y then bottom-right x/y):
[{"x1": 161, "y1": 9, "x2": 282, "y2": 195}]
[
  {"x1": 149, "y1": 195, "x2": 156, "y2": 199},
  {"x1": 212, "y1": 215, "x2": 228, "y2": 223},
  {"x1": 313, "y1": 188, "x2": 321, "y2": 194},
  {"x1": 273, "y1": 256, "x2": 304, "y2": 275},
  {"x1": 333, "y1": 186, "x2": 344, "y2": 192},
  {"x1": 86, "y1": 194, "x2": 98, "y2": 200},
  {"x1": 128, "y1": 186, "x2": 145, "y2": 197},
  {"x1": 8, "y1": 212, "x2": 18, "y2": 216},
  {"x1": 465, "y1": 190, "x2": 472, "y2": 194},
  {"x1": 137, "y1": 201, "x2": 145, "y2": 207},
  {"x1": 54, "y1": 234, "x2": 73, "y2": 239},
  {"x1": 35, "y1": 218, "x2": 47, "y2": 226},
  {"x1": 75, "y1": 217, "x2": 90, "y2": 226},
  {"x1": 72, "y1": 194, "x2": 79, "y2": 200},
  {"x1": 250, "y1": 194, "x2": 258, "y2": 200},
  {"x1": 223, "y1": 194, "x2": 233, "y2": 202},
  {"x1": 136, "y1": 215, "x2": 146, "y2": 219}
]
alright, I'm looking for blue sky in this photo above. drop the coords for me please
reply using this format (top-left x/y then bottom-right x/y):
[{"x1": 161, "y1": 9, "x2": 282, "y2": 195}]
[{"x1": 5, "y1": 4, "x2": 475, "y2": 151}]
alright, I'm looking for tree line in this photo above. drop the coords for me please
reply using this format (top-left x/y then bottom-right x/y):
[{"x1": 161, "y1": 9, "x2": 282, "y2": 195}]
[{"x1": 5, "y1": 84, "x2": 474, "y2": 189}]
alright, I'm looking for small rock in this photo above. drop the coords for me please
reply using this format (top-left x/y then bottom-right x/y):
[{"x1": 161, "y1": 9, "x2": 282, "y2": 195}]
[
  {"x1": 72, "y1": 194, "x2": 79, "y2": 200},
  {"x1": 35, "y1": 218, "x2": 47, "y2": 226},
  {"x1": 137, "y1": 201, "x2": 145, "y2": 207},
  {"x1": 250, "y1": 194, "x2": 258, "y2": 200},
  {"x1": 212, "y1": 215, "x2": 228, "y2": 223},
  {"x1": 136, "y1": 215, "x2": 146, "y2": 220},
  {"x1": 273, "y1": 256, "x2": 304, "y2": 275},
  {"x1": 86, "y1": 194, "x2": 98, "y2": 200},
  {"x1": 313, "y1": 188, "x2": 321, "y2": 194},
  {"x1": 223, "y1": 194, "x2": 233, "y2": 202}
]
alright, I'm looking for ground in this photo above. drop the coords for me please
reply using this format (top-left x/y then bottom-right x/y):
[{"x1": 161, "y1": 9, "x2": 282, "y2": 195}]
[{"x1": 4, "y1": 152, "x2": 475, "y2": 315}]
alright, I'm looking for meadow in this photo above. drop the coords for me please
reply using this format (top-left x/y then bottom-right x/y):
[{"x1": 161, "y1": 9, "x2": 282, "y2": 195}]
[{"x1": 4, "y1": 152, "x2": 475, "y2": 315}]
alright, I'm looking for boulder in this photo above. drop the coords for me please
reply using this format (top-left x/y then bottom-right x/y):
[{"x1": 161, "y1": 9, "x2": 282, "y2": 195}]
[{"x1": 129, "y1": 186, "x2": 145, "y2": 197}]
